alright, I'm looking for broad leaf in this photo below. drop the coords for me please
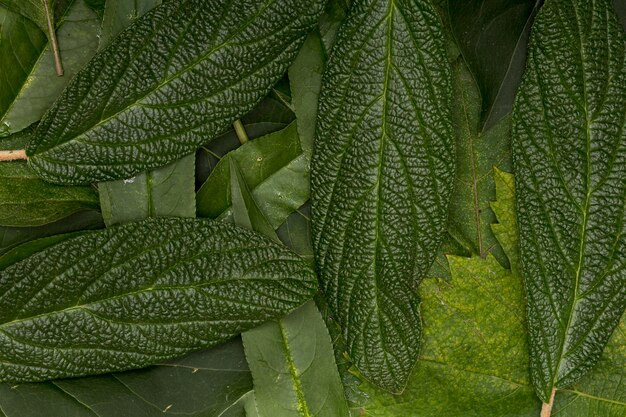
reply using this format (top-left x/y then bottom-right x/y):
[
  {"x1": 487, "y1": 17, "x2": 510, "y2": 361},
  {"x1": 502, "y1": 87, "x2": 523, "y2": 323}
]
[
  {"x1": 197, "y1": 122, "x2": 309, "y2": 229},
  {"x1": 358, "y1": 170, "x2": 626, "y2": 417},
  {"x1": 97, "y1": 0, "x2": 196, "y2": 227},
  {"x1": 0, "y1": 338, "x2": 254, "y2": 417},
  {"x1": 449, "y1": 0, "x2": 540, "y2": 130},
  {"x1": 242, "y1": 301, "x2": 350, "y2": 417},
  {"x1": 311, "y1": 0, "x2": 454, "y2": 392},
  {"x1": 0, "y1": 0, "x2": 99, "y2": 136},
  {"x1": 26, "y1": 0, "x2": 326, "y2": 185},
  {"x1": 512, "y1": 0, "x2": 626, "y2": 402},
  {"x1": 0, "y1": 217, "x2": 317, "y2": 382}
]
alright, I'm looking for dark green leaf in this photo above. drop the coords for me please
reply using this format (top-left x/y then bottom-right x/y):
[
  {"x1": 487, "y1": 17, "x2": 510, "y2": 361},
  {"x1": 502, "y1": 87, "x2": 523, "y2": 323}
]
[
  {"x1": 512, "y1": 0, "x2": 626, "y2": 402},
  {"x1": 97, "y1": 0, "x2": 196, "y2": 227},
  {"x1": 99, "y1": 0, "x2": 160, "y2": 48},
  {"x1": 311, "y1": 0, "x2": 454, "y2": 392},
  {"x1": 0, "y1": 0, "x2": 100, "y2": 136},
  {"x1": 0, "y1": 162, "x2": 99, "y2": 226},
  {"x1": 26, "y1": 0, "x2": 326, "y2": 185},
  {"x1": 449, "y1": 0, "x2": 540, "y2": 130},
  {"x1": 0, "y1": 217, "x2": 317, "y2": 383},
  {"x1": 0, "y1": 211, "x2": 103, "y2": 256},
  {"x1": 197, "y1": 122, "x2": 309, "y2": 229},
  {"x1": 0, "y1": 338, "x2": 254, "y2": 417},
  {"x1": 242, "y1": 301, "x2": 350, "y2": 417},
  {"x1": 447, "y1": 58, "x2": 511, "y2": 264}
]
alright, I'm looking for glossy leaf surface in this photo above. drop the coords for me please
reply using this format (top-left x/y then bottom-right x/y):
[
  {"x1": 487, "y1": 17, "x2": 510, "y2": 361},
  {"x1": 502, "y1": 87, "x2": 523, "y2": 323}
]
[
  {"x1": 311, "y1": 0, "x2": 454, "y2": 392},
  {"x1": 243, "y1": 301, "x2": 350, "y2": 417},
  {"x1": 512, "y1": 0, "x2": 626, "y2": 401},
  {"x1": 0, "y1": 218, "x2": 317, "y2": 382},
  {"x1": 26, "y1": 0, "x2": 325, "y2": 185},
  {"x1": 197, "y1": 122, "x2": 309, "y2": 229}
]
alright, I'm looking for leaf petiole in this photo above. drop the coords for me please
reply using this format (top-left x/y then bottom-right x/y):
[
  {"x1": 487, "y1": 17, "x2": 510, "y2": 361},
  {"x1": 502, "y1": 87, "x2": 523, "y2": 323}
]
[
  {"x1": 42, "y1": 0, "x2": 63, "y2": 76},
  {"x1": 0, "y1": 150, "x2": 27, "y2": 161},
  {"x1": 540, "y1": 388, "x2": 556, "y2": 417}
]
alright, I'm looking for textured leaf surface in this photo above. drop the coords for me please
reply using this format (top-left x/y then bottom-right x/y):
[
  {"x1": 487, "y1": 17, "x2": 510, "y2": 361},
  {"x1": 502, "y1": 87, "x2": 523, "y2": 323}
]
[
  {"x1": 311, "y1": 0, "x2": 454, "y2": 392},
  {"x1": 0, "y1": 217, "x2": 317, "y2": 382},
  {"x1": 0, "y1": 338, "x2": 253, "y2": 417},
  {"x1": 197, "y1": 122, "x2": 309, "y2": 229},
  {"x1": 359, "y1": 170, "x2": 626, "y2": 416},
  {"x1": 26, "y1": 0, "x2": 325, "y2": 185},
  {"x1": 449, "y1": 0, "x2": 539, "y2": 130},
  {"x1": 0, "y1": 0, "x2": 100, "y2": 135},
  {"x1": 0, "y1": 162, "x2": 99, "y2": 226},
  {"x1": 512, "y1": 0, "x2": 626, "y2": 401},
  {"x1": 97, "y1": 0, "x2": 196, "y2": 227},
  {"x1": 243, "y1": 301, "x2": 350, "y2": 417}
]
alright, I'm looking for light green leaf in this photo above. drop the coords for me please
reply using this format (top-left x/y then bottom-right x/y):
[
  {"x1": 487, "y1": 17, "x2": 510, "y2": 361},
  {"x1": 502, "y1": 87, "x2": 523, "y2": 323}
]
[
  {"x1": 243, "y1": 301, "x2": 350, "y2": 417},
  {"x1": 0, "y1": 217, "x2": 317, "y2": 383},
  {"x1": 358, "y1": 169, "x2": 626, "y2": 416},
  {"x1": 197, "y1": 122, "x2": 309, "y2": 229},
  {"x1": 511, "y1": 0, "x2": 626, "y2": 402},
  {"x1": 0, "y1": 0, "x2": 99, "y2": 136},
  {"x1": 0, "y1": 338, "x2": 254, "y2": 417},
  {"x1": 26, "y1": 0, "x2": 326, "y2": 185},
  {"x1": 0, "y1": 162, "x2": 99, "y2": 226},
  {"x1": 311, "y1": 0, "x2": 454, "y2": 392}
]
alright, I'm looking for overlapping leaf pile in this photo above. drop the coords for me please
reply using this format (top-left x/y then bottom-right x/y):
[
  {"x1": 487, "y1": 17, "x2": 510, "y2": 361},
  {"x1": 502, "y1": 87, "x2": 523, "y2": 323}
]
[{"x1": 0, "y1": 0, "x2": 623, "y2": 416}]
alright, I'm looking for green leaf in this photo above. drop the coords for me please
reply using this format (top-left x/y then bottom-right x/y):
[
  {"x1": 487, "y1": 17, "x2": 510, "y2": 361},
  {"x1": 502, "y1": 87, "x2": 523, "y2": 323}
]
[
  {"x1": 276, "y1": 205, "x2": 314, "y2": 265},
  {"x1": 99, "y1": 0, "x2": 160, "y2": 48},
  {"x1": 242, "y1": 301, "x2": 350, "y2": 417},
  {"x1": 449, "y1": 0, "x2": 540, "y2": 130},
  {"x1": 0, "y1": 0, "x2": 100, "y2": 136},
  {"x1": 197, "y1": 122, "x2": 309, "y2": 229},
  {"x1": 0, "y1": 217, "x2": 317, "y2": 383},
  {"x1": 0, "y1": 338, "x2": 254, "y2": 417},
  {"x1": 0, "y1": 162, "x2": 99, "y2": 226},
  {"x1": 99, "y1": 156, "x2": 196, "y2": 226},
  {"x1": 311, "y1": 0, "x2": 454, "y2": 393},
  {"x1": 359, "y1": 170, "x2": 626, "y2": 416},
  {"x1": 512, "y1": 0, "x2": 626, "y2": 402},
  {"x1": 97, "y1": 0, "x2": 196, "y2": 227},
  {"x1": 446, "y1": 58, "x2": 511, "y2": 264},
  {"x1": 26, "y1": 0, "x2": 326, "y2": 185}
]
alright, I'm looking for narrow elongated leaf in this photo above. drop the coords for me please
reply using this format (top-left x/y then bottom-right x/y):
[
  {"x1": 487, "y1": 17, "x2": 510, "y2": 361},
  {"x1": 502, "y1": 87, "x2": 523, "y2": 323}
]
[
  {"x1": 0, "y1": 217, "x2": 317, "y2": 383},
  {"x1": 243, "y1": 301, "x2": 350, "y2": 417},
  {"x1": 26, "y1": 0, "x2": 326, "y2": 185},
  {"x1": 512, "y1": 0, "x2": 626, "y2": 402},
  {"x1": 0, "y1": 338, "x2": 254, "y2": 417},
  {"x1": 449, "y1": 0, "x2": 540, "y2": 130},
  {"x1": 197, "y1": 122, "x2": 309, "y2": 229},
  {"x1": 447, "y1": 58, "x2": 511, "y2": 263},
  {"x1": 0, "y1": 0, "x2": 100, "y2": 136},
  {"x1": 0, "y1": 162, "x2": 99, "y2": 226},
  {"x1": 311, "y1": 0, "x2": 454, "y2": 392}
]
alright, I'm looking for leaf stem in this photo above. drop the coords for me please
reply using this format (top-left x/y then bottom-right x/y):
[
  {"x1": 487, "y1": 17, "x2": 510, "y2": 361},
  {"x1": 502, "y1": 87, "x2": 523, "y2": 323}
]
[
  {"x1": 233, "y1": 120, "x2": 249, "y2": 145},
  {"x1": 540, "y1": 388, "x2": 556, "y2": 417},
  {"x1": 42, "y1": 0, "x2": 64, "y2": 76},
  {"x1": 0, "y1": 150, "x2": 28, "y2": 161}
]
